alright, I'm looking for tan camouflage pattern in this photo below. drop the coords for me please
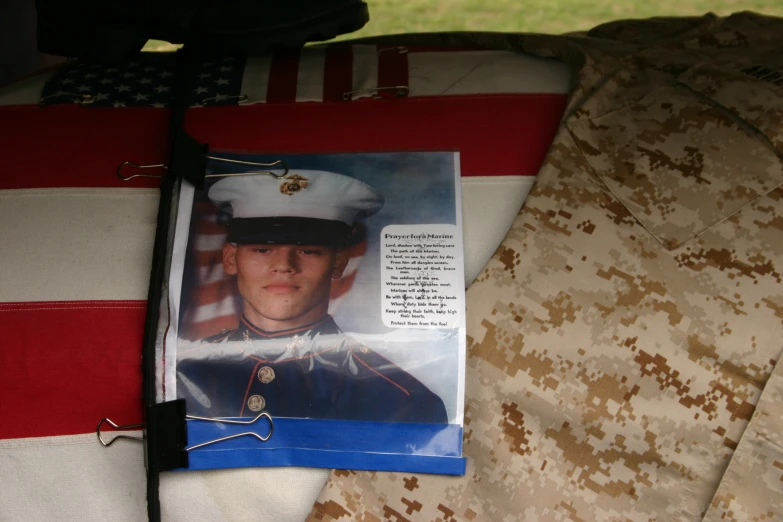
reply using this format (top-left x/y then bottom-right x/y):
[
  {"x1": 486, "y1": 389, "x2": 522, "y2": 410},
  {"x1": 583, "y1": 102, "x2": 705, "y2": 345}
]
[
  {"x1": 703, "y1": 347, "x2": 783, "y2": 522},
  {"x1": 308, "y1": 12, "x2": 783, "y2": 521}
]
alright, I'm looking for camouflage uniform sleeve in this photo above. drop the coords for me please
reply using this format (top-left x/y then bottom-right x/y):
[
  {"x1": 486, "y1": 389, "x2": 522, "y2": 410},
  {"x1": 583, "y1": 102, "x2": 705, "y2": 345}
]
[
  {"x1": 703, "y1": 353, "x2": 783, "y2": 522},
  {"x1": 308, "y1": 13, "x2": 783, "y2": 522}
]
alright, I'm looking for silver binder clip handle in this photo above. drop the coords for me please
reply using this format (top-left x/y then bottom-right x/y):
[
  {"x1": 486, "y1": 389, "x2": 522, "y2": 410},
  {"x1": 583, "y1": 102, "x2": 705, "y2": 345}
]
[
  {"x1": 117, "y1": 158, "x2": 290, "y2": 181},
  {"x1": 185, "y1": 411, "x2": 274, "y2": 451},
  {"x1": 204, "y1": 158, "x2": 289, "y2": 179},
  {"x1": 96, "y1": 418, "x2": 144, "y2": 447},
  {"x1": 116, "y1": 161, "x2": 168, "y2": 181}
]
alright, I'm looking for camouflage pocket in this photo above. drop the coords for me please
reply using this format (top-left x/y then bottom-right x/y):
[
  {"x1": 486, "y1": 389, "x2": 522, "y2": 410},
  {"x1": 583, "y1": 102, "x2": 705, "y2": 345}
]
[
  {"x1": 567, "y1": 84, "x2": 783, "y2": 250},
  {"x1": 677, "y1": 60, "x2": 783, "y2": 153}
]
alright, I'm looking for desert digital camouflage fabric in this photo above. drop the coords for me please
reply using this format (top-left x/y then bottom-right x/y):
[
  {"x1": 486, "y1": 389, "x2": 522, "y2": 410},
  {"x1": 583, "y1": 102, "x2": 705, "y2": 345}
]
[{"x1": 307, "y1": 12, "x2": 783, "y2": 521}]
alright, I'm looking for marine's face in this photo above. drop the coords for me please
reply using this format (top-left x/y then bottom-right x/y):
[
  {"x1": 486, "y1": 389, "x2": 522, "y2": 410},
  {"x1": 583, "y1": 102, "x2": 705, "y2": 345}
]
[{"x1": 223, "y1": 243, "x2": 348, "y2": 331}]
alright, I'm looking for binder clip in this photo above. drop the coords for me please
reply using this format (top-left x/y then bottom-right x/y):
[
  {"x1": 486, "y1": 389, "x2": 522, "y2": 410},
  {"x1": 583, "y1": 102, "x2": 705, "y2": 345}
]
[
  {"x1": 116, "y1": 156, "x2": 290, "y2": 183},
  {"x1": 97, "y1": 400, "x2": 274, "y2": 472}
]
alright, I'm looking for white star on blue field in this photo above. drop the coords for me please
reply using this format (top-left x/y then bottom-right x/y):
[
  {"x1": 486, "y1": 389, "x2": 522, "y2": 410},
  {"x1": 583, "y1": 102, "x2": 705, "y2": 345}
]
[{"x1": 41, "y1": 55, "x2": 244, "y2": 107}]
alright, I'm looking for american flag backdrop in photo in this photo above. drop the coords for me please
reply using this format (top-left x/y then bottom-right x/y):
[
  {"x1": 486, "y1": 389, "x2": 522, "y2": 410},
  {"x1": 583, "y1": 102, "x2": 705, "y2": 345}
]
[{"x1": 177, "y1": 192, "x2": 368, "y2": 342}]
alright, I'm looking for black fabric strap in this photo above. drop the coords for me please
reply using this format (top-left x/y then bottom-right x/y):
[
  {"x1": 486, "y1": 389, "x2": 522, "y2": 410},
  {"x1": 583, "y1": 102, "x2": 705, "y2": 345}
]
[
  {"x1": 167, "y1": 45, "x2": 208, "y2": 189},
  {"x1": 142, "y1": 44, "x2": 206, "y2": 522}
]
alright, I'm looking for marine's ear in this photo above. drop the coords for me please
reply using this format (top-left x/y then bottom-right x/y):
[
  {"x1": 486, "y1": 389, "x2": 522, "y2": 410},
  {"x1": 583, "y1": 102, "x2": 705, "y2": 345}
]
[
  {"x1": 331, "y1": 248, "x2": 350, "y2": 279},
  {"x1": 223, "y1": 243, "x2": 238, "y2": 275}
]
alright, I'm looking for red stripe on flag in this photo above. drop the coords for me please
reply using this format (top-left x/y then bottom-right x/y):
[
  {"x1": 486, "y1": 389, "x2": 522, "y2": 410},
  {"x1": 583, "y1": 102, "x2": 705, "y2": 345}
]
[
  {"x1": 190, "y1": 94, "x2": 566, "y2": 177},
  {"x1": 266, "y1": 51, "x2": 301, "y2": 103},
  {"x1": 377, "y1": 46, "x2": 409, "y2": 100},
  {"x1": 0, "y1": 106, "x2": 167, "y2": 190},
  {"x1": 0, "y1": 93, "x2": 565, "y2": 189},
  {"x1": 0, "y1": 301, "x2": 146, "y2": 439},
  {"x1": 323, "y1": 45, "x2": 353, "y2": 102}
]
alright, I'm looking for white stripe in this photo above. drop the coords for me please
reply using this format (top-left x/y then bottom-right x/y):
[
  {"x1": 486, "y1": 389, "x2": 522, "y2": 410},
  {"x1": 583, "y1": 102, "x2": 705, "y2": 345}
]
[
  {"x1": 296, "y1": 47, "x2": 327, "y2": 102},
  {"x1": 350, "y1": 45, "x2": 379, "y2": 100},
  {"x1": 461, "y1": 176, "x2": 536, "y2": 286},
  {"x1": 160, "y1": 464, "x2": 329, "y2": 521},
  {"x1": 0, "y1": 432, "x2": 147, "y2": 521},
  {"x1": 198, "y1": 265, "x2": 232, "y2": 285},
  {"x1": 0, "y1": 188, "x2": 158, "y2": 302},
  {"x1": 194, "y1": 233, "x2": 228, "y2": 252},
  {"x1": 342, "y1": 255, "x2": 362, "y2": 276},
  {"x1": 408, "y1": 51, "x2": 571, "y2": 96},
  {"x1": 0, "y1": 432, "x2": 328, "y2": 522},
  {"x1": 0, "y1": 179, "x2": 534, "y2": 301},
  {"x1": 190, "y1": 294, "x2": 239, "y2": 323},
  {"x1": 240, "y1": 55, "x2": 273, "y2": 104}
]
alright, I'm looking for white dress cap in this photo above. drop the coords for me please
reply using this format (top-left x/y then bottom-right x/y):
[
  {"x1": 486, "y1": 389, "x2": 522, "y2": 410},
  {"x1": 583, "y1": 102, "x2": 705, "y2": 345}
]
[{"x1": 208, "y1": 169, "x2": 384, "y2": 225}]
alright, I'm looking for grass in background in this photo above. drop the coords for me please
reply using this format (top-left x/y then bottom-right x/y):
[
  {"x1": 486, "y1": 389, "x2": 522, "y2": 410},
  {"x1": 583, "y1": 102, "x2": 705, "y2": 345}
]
[{"x1": 143, "y1": 0, "x2": 783, "y2": 51}]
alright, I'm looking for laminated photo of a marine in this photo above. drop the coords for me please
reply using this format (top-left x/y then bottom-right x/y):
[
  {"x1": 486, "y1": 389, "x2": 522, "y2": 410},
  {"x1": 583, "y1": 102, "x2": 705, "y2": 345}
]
[{"x1": 176, "y1": 169, "x2": 448, "y2": 424}]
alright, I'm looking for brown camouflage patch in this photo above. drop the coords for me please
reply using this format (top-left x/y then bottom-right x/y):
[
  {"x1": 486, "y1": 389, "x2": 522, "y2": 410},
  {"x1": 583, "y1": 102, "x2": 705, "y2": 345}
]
[{"x1": 309, "y1": 13, "x2": 783, "y2": 522}]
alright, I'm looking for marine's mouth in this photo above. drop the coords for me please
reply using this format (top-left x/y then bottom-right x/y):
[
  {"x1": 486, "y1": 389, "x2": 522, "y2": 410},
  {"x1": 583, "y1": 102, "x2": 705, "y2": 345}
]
[{"x1": 263, "y1": 282, "x2": 299, "y2": 294}]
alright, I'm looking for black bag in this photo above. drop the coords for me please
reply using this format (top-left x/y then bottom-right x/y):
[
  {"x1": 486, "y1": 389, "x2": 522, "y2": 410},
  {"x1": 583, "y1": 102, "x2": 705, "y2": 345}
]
[{"x1": 36, "y1": 0, "x2": 369, "y2": 60}]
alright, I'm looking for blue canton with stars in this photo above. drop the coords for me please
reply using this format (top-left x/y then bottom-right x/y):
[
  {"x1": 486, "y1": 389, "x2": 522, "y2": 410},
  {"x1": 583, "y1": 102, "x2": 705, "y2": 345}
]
[{"x1": 41, "y1": 54, "x2": 244, "y2": 107}]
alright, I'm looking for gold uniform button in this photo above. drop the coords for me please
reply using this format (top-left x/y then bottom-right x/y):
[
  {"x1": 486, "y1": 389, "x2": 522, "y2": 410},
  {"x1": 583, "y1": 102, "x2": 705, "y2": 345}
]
[
  {"x1": 247, "y1": 395, "x2": 265, "y2": 412},
  {"x1": 258, "y1": 366, "x2": 275, "y2": 383}
]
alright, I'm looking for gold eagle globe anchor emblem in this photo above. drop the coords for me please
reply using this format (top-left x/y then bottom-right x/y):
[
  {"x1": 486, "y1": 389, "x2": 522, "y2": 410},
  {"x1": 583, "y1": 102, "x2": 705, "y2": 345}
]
[{"x1": 279, "y1": 174, "x2": 309, "y2": 195}]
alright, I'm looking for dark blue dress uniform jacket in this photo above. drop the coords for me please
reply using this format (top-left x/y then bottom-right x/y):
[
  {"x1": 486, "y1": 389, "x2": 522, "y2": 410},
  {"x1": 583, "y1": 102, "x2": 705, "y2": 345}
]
[{"x1": 176, "y1": 315, "x2": 448, "y2": 424}]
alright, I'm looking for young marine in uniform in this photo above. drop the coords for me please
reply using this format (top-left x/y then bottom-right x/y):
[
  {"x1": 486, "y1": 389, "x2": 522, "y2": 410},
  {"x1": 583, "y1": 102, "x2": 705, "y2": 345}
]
[{"x1": 176, "y1": 170, "x2": 448, "y2": 424}]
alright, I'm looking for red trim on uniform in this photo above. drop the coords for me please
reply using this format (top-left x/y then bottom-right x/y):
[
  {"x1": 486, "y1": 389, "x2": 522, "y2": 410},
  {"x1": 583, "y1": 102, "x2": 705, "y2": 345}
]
[
  {"x1": 323, "y1": 45, "x2": 353, "y2": 102},
  {"x1": 377, "y1": 45, "x2": 409, "y2": 100},
  {"x1": 240, "y1": 314, "x2": 333, "y2": 339},
  {"x1": 266, "y1": 50, "x2": 300, "y2": 103},
  {"x1": 360, "y1": 347, "x2": 435, "y2": 394},
  {"x1": 352, "y1": 350, "x2": 411, "y2": 397},
  {"x1": 0, "y1": 301, "x2": 146, "y2": 439}
]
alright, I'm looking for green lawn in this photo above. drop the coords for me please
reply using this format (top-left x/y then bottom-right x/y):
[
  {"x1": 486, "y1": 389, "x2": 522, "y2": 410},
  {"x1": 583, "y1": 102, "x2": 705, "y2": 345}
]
[{"x1": 143, "y1": 0, "x2": 783, "y2": 51}]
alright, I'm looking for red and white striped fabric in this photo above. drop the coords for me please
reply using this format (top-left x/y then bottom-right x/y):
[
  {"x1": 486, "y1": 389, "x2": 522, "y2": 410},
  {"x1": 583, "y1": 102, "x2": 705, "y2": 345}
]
[{"x1": 0, "y1": 45, "x2": 569, "y2": 521}]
